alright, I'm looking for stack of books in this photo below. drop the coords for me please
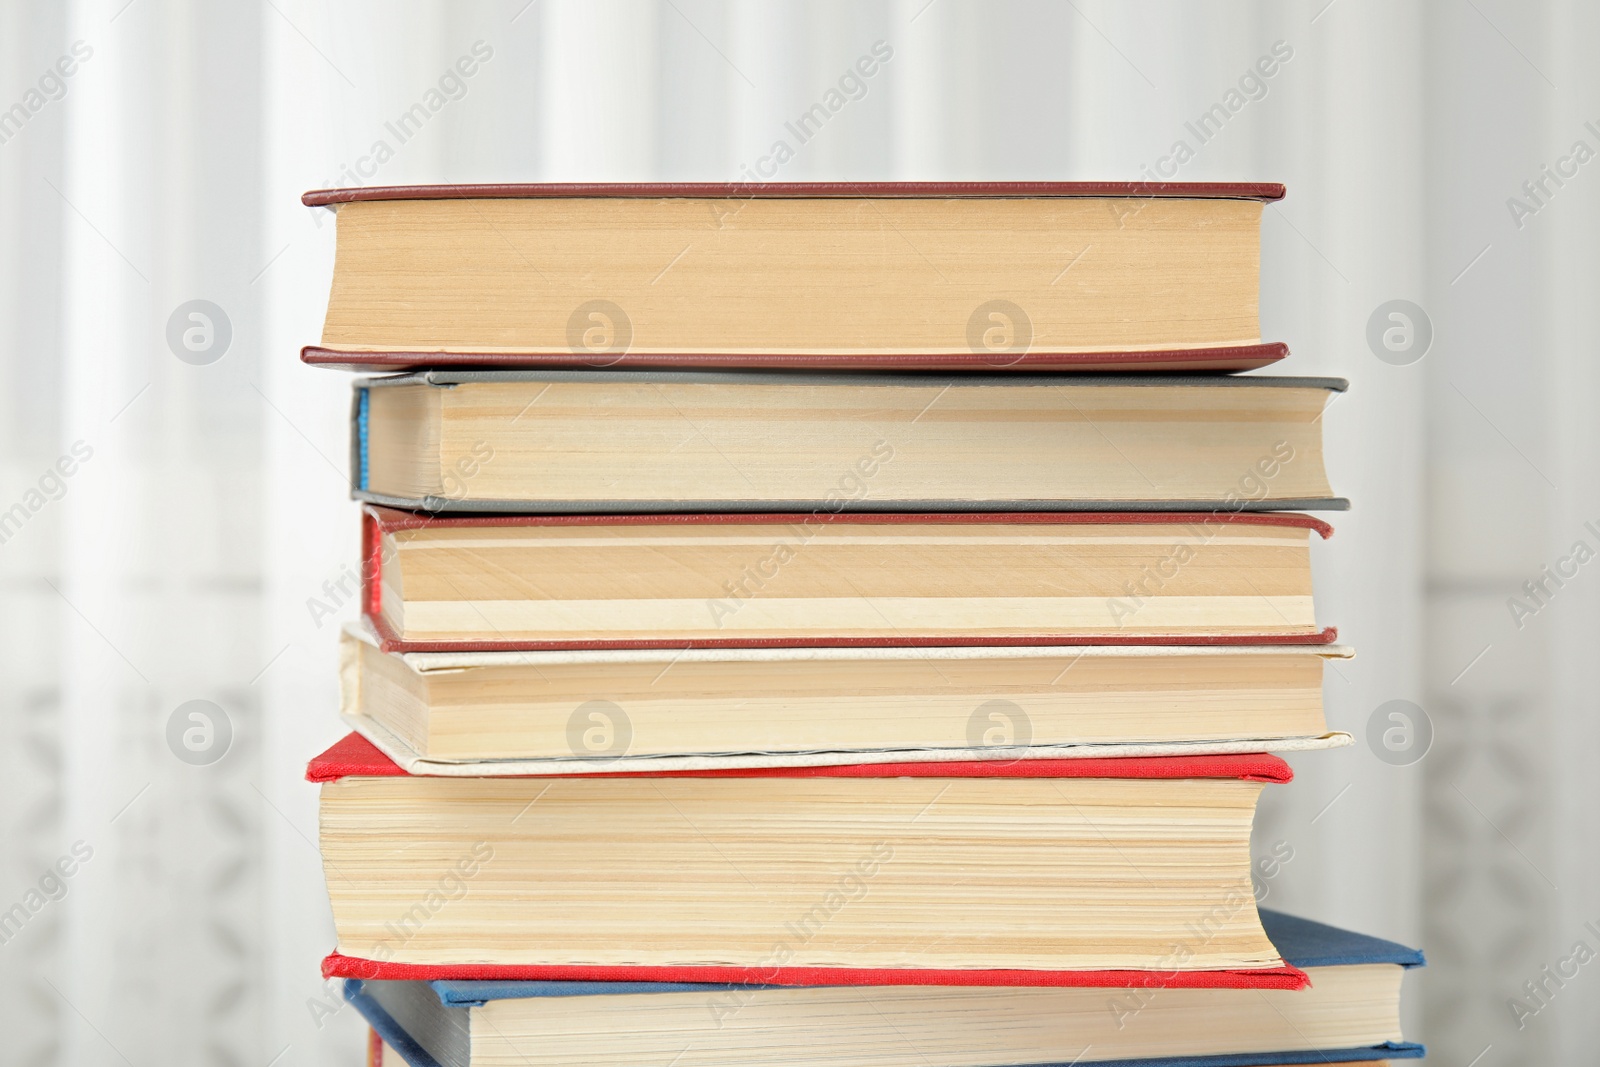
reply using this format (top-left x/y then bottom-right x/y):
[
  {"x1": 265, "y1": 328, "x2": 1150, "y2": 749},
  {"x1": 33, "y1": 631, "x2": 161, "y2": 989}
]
[{"x1": 301, "y1": 182, "x2": 1423, "y2": 1067}]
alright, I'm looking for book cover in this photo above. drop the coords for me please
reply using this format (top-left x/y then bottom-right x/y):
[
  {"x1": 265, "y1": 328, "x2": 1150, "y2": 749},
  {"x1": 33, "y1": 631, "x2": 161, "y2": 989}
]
[
  {"x1": 313, "y1": 733, "x2": 1302, "y2": 990},
  {"x1": 302, "y1": 180, "x2": 1289, "y2": 206},
  {"x1": 304, "y1": 340, "x2": 1288, "y2": 375}
]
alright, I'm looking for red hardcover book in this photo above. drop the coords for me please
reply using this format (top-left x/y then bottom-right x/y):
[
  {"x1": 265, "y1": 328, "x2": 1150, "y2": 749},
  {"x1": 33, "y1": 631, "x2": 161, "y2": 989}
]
[
  {"x1": 311, "y1": 734, "x2": 1306, "y2": 991},
  {"x1": 304, "y1": 181, "x2": 1287, "y2": 372},
  {"x1": 358, "y1": 506, "x2": 1338, "y2": 653}
]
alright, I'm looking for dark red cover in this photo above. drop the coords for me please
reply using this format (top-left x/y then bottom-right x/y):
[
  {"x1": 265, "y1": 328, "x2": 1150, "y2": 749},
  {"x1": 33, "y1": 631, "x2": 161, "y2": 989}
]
[
  {"x1": 302, "y1": 341, "x2": 1288, "y2": 374},
  {"x1": 303, "y1": 181, "x2": 1286, "y2": 207},
  {"x1": 307, "y1": 730, "x2": 1293, "y2": 784},
  {"x1": 361, "y1": 507, "x2": 1336, "y2": 654},
  {"x1": 313, "y1": 732, "x2": 1302, "y2": 989},
  {"x1": 303, "y1": 182, "x2": 1284, "y2": 373},
  {"x1": 322, "y1": 952, "x2": 1307, "y2": 990}
]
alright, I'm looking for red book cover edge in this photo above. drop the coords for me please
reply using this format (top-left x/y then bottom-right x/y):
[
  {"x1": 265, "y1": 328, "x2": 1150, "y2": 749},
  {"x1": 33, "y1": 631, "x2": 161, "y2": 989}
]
[
  {"x1": 322, "y1": 951, "x2": 1309, "y2": 990},
  {"x1": 306, "y1": 731, "x2": 1294, "y2": 784},
  {"x1": 303, "y1": 181, "x2": 1287, "y2": 207}
]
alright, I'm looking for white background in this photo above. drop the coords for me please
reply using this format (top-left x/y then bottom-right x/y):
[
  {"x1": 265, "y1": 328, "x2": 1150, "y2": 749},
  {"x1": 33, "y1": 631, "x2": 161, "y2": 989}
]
[{"x1": 1, "y1": 1, "x2": 1596, "y2": 1064}]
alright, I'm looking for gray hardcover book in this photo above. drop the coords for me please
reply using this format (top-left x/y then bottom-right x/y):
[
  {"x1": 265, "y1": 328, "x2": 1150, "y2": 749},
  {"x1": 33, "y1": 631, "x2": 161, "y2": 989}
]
[{"x1": 349, "y1": 369, "x2": 1349, "y2": 514}]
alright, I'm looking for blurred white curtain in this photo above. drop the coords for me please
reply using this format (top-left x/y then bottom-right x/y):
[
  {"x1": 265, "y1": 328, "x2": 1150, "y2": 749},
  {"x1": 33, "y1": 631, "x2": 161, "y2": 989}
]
[
  {"x1": 3, "y1": 2, "x2": 1595, "y2": 1065},
  {"x1": 1422, "y1": 3, "x2": 1600, "y2": 1064}
]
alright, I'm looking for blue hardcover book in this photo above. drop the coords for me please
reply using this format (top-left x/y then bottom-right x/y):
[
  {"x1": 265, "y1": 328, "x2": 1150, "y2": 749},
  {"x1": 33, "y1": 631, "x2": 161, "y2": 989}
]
[{"x1": 348, "y1": 909, "x2": 1424, "y2": 1067}]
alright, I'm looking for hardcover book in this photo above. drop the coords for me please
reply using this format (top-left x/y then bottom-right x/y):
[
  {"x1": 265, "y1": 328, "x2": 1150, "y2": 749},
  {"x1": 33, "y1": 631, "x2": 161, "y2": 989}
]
[
  {"x1": 353, "y1": 508, "x2": 1337, "y2": 652},
  {"x1": 350, "y1": 372, "x2": 1346, "y2": 514},
  {"x1": 304, "y1": 181, "x2": 1288, "y2": 371},
  {"x1": 340, "y1": 622, "x2": 1353, "y2": 774},
  {"x1": 312, "y1": 734, "x2": 1302, "y2": 987},
  {"x1": 347, "y1": 910, "x2": 1423, "y2": 1067},
  {"x1": 356, "y1": 508, "x2": 1337, "y2": 651}
]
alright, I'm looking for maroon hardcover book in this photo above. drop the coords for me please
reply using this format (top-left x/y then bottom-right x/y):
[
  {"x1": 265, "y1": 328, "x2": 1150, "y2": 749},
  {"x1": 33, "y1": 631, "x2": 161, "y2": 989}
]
[
  {"x1": 359, "y1": 506, "x2": 1337, "y2": 654},
  {"x1": 306, "y1": 181, "x2": 1287, "y2": 373}
]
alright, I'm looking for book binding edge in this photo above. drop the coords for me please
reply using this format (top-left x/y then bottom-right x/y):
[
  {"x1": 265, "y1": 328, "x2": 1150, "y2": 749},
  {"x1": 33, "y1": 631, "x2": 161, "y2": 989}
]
[
  {"x1": 303, "y1": 180, "x2": 1289, "y2": 207},
  {"x1": 306, "y1": 731, "x2": 1294, "y2": 783},
  {"x1": 303, "y1": 341, "x2": 1290, "y2": 374},
  {"x1": 327, "y1": 953, "x2": 1309, "y2": 990}
]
